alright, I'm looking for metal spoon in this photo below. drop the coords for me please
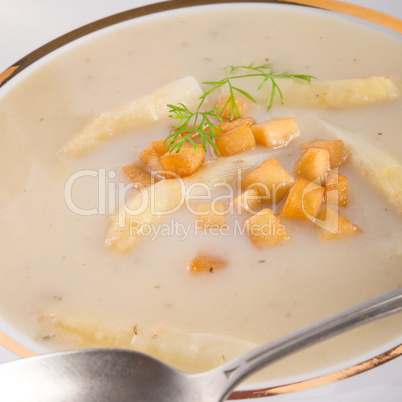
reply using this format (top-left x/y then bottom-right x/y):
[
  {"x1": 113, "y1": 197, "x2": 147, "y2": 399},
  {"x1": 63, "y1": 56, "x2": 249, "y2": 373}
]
[{"x1": 0, "y1": 287, "x2": 401, "y2": 402}]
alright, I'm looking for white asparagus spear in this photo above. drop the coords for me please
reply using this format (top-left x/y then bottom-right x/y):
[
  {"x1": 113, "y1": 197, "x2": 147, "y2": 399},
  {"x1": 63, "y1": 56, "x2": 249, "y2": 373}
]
[
  {"x1": 60, "y1": 76, "x2": 203, "y2": 157},
  {"x1": 282, "y1": 76, "x2": 400, "y2": 109},
  {"x1": 104, "y1": 151, "x2": 274, "y2": 252},
  {"x1": 129, "y1": 324, "x2": 258, "y2": 373},
  {"x1": 61, "y1": 75, "x2": 399, "y2": 158},
  {"x1": 233, "y1": 76, "x2": 400, "y2": 109},
  {"x1": 39, "y1": 313, "x2": 258, "y2": 373},
  {"x1": 317, "y1": 119, "x2": 402, "y2": 214},
  {"x1": 104, "y1": 179, "x2": 184, "y2": 253}
]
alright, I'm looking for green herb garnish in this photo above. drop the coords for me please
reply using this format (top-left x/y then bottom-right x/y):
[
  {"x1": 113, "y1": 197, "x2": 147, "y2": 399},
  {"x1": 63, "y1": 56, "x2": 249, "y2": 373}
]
[
  {"x1": 164, "y1": 63, "x2": 315, "y2": 153},
  {"x1": 164, "y1": 103, "x2": 223, "y2": 155}
]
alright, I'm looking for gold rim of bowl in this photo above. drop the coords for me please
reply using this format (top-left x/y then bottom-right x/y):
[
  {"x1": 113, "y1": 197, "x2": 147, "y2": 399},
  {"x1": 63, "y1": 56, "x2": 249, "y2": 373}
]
[{"x1": 0, "y1": 0, "x2": 401, "y2": 398}]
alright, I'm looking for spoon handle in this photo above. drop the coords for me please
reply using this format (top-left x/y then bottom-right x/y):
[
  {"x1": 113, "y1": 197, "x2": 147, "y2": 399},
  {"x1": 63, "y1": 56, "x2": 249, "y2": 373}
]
[{"x1": 217, "y1": 287, "x2": 402, "y2": 401}]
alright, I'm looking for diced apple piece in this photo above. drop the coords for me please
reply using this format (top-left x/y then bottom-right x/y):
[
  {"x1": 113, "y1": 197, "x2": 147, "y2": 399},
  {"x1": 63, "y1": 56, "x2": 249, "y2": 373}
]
[
  {"x1": 161, "y1": 143, "x2": 205, "y2": 177},
  {"x1": 301, "y1": 139, "x2": 347, "y2": 169},
  {"x1": 245, "y1": 208, "x2": 289, "y2": 248},
  {"x1": 178, "y1": 129, "x2": 201, "y2": 140},
  {"x1": 151, "y1": 139, "x2": 170, "y2": 156},
  {"x1": 294, "y1": 147, "x2": 331, "y2": 183},
  {"x1": 139, "y1": 140, "x2": 169, "y2": 173},
  {"x1": 215, "y1": 96, "x2": 247, "y2": 120},
  {"x1": 241, "y1": 158, "x2": 295, "y2": 202},
  {"x1": 193, "y1": 201, "x2": 228, "y2": 228},
  {"x1": 209, "y1": 117, "x2": 255, "y2": 137},
  {"x1": 215, "y1": 124, "x2": 256, "y2": 156},
  {"x1": 251, "y1": 117, "x2": 299, "y2": 148},
  {"x1": 222, "y1": 117, "x2": 255, "y2": 130},
  {"x1": 317, "y1": 207, "x2": 360, "y2": 240},
  {"x1": 219, "y1": 117, "x2": 255, "y2": 132},
  {"x1": 186, "y1": 254, "x2": 227, "y2": 274},
  {"x1": 324, "y1": 172, "x2": 349, "y2": 207},
  {"x1": 232, "y1": 188, "x2": 262, "y2": 214},
  {"x1": 280, "y1": 177, "x2": 325, "y2": 220},
  {"x1": 122, "y1": 164, "x2": 157, "y2": 189}
]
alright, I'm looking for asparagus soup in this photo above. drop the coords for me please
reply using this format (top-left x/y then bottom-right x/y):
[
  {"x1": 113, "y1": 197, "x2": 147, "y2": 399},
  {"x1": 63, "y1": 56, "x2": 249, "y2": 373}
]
[{"x1": 0, "y1": 4, "x2": 401, "y2": 383}]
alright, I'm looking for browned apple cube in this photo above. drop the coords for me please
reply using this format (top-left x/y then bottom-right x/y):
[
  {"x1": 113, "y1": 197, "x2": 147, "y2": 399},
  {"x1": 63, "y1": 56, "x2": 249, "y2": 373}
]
[
  {"x1": 219, "y1": 117, "x2": 255, "y2": 132},
  {"x1": 245, "y1": 208, "x2": 289, "y2": 248},
  {"x1": 301, "y1": 139, "x2": 347, "y2": 169},
  {"x1": 209, "y1": 116, "x2": 255, "y2": 138},
  {"x1": 139, "y1": 140, "x2": 169, "y2": 173},
  {"x1": 178, "y1": 128, "x2": 201, "y2": 140},
  {"x1": 280, "y1": 177, "x2": 325, "y2": 219},
  {"x1": 215, "y1": 96, "x2": 247, "y2": 120},
  {"x1": 122, "y1": 164, "x2": 157, "y2": 189},
  {"x1": 318, "y1": 207, "x2": 360, "y2": 240},
  {"x1": 161, "y1": 142, "x2": 205, "y2": 177},
  {"x1": 187, "y1": 254, "x2": 227, "y2": 274},
  {"x1": 193, "y1": 201, "x2": 228, "y2": 228},
  {"x1": 251, "y1": 117, "x2": 299, "y2": 148},
  {"x1": 215, "y1": 124, "x2": 256, "y2": 156},
  {"x1": 294, "y1": 147, "x2": 331, "y2": 184},
  {"x1": 241, "y1": 158, "x2": 295, "y2": 202},
  {"x1": 232, "y1": 188, "x2": 262, "y2": 214},
  {"x1": 324, "y1": 172, "x2": 349, "y2": 207}
]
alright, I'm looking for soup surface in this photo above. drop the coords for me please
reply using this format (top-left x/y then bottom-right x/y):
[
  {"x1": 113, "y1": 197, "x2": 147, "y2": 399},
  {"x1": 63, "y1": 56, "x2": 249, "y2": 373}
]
[{"x1": 0, "y1": 4, "x2": 401, "y2": 383}]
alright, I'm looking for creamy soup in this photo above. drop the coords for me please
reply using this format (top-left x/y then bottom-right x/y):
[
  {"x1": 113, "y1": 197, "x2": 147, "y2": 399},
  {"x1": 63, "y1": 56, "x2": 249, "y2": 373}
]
[{"x1": 0, "y1": 4, "x2": 401, "y2": 384}]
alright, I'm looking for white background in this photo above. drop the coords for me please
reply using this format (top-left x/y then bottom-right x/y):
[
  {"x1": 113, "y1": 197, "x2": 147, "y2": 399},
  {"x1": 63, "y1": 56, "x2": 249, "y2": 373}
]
[{"x1": 0, "y1": 1, "x2": 401, "y2": 401}]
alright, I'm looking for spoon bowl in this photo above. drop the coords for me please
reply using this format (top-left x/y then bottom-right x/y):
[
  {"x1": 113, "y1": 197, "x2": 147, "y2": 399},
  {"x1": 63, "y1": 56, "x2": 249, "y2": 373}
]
[{"x1": 1, "y1": 287, "x2": 401, "y2": 402}]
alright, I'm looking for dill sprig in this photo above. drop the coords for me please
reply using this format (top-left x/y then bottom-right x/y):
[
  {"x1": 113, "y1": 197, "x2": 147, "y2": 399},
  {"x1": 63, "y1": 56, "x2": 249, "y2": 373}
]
[
  {"x1": 164, "y1": 103, "x2": 223, "y2": 154},
  {"x1": 165, "y1": 63, "x2": 315, "y2": 153}
]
